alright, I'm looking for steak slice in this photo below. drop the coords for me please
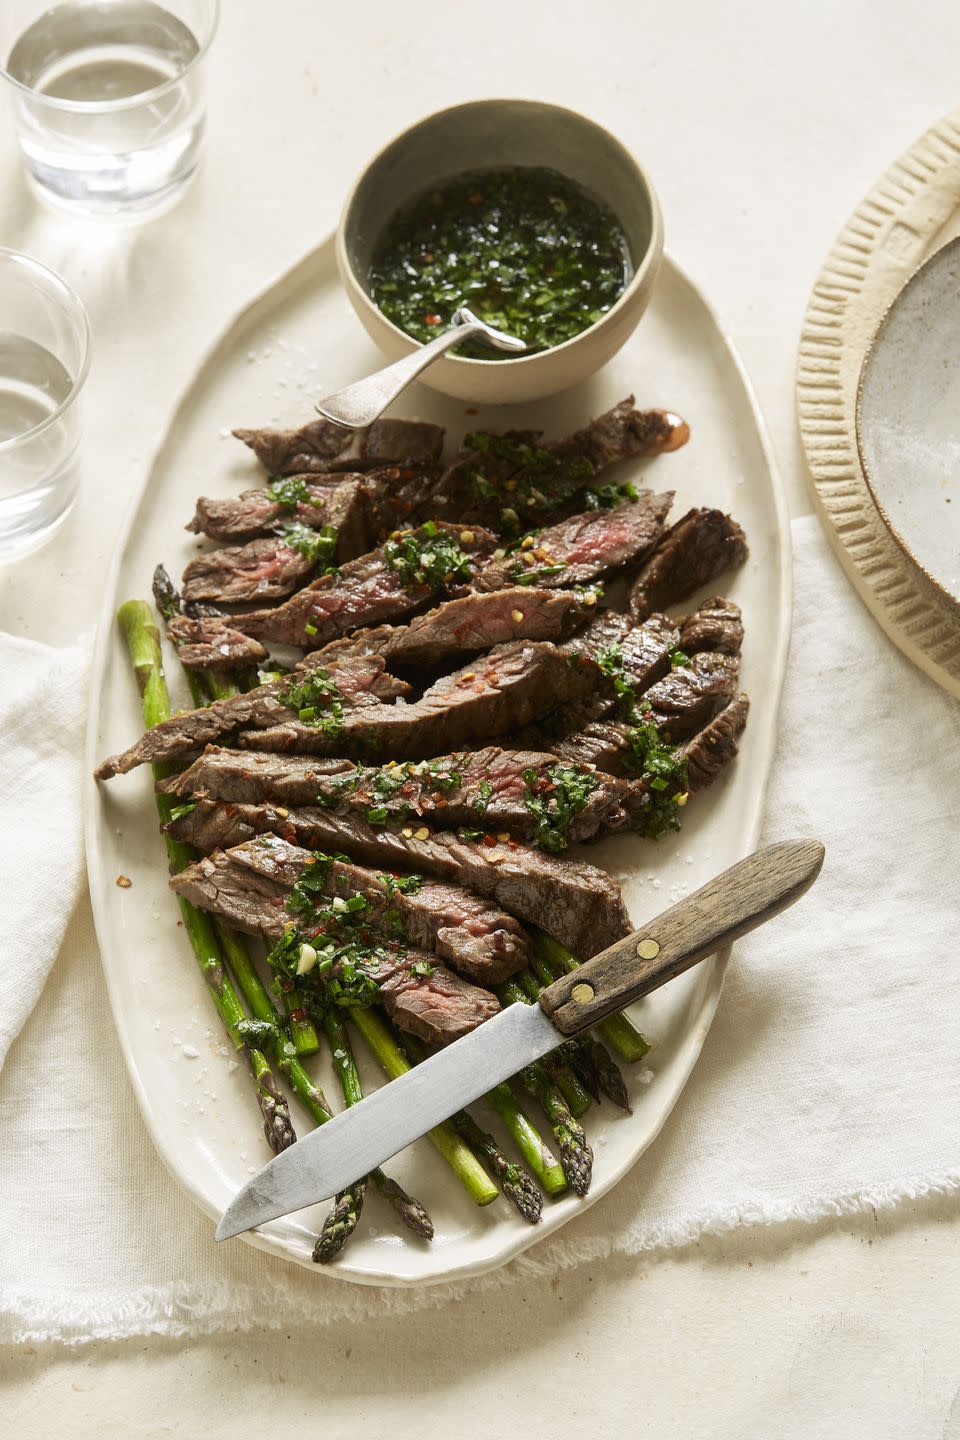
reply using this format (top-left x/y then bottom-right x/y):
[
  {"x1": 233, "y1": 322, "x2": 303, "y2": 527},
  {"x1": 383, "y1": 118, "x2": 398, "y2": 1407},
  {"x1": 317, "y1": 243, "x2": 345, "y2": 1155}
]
[
  {"x1": 214, "y1": 522, "x2": 496, "y2": 649},
  {"x1": 158, "y1": 748, "x2": 354, "y2": 804},
  {"x1": 166, "y1": 801, "x2": 630, "y2": 958},
  {"x1": 429, "y1": 399, "x2": 689, "y2": 531},
  {"x1": 241, "y1": 640, "x2": 606, "y2": 760},
  {"x1": 643, "y1": 650, "x2": 742, "y2": 740},
  {"x1": 165, "y1": 616, "x2": 270, "y2": 671},
  {"x1": 510, "y1": 612, "x2": 679, "y2": 751},
  {"x1": 233, "y1": 416, "x2": 445, "y2": 476},
  {"x1": 94, "y1": 654, "x2": 408, "y2": 779},
  {"x1": 214, "y1": 746, "x2": 635, "y2": 845},
  {"x1": 474, "y1": 491, "x2": 673, "y2": 592},
  {"x1": 680, "y1": 693, "x2": 750, "y2": 791},
  {"x1": 677, "y1": 596, "x2": 744, "y2": 656},
  {"x1": 376, "y1": 958, "x2": 500, "y2": 1047},
  {"x1": 186, "y1": 475, "x2": 370, "y2": 557},
  {"x1": 219, "y1": 834, "x2": 527, "y2": 984},
  {"x1": 629, "y1": 508, "x2": 748, "y2": 620},
  {"x1": 181, "y1": 536, "x2": 318, "y2": 604},
  {"x1": 548, "y1": 648, "x2": 742, "y2": 775},
  {"x1": 314, "y1": 587, "x2": 589, "y2": 671}
]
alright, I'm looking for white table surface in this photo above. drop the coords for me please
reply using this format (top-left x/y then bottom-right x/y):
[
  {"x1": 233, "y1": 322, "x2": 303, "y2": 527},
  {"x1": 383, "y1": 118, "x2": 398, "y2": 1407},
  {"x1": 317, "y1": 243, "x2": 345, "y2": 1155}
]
[{"x1": 2, "y1": 1, "x2": 960, "y2": 1433}]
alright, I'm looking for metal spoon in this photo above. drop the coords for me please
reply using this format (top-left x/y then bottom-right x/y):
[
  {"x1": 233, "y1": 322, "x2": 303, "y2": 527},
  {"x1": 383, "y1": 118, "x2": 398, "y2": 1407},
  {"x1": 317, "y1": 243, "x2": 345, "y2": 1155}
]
[{"x1": 314, "y1": 307, "x2": 526, "y2": 430}]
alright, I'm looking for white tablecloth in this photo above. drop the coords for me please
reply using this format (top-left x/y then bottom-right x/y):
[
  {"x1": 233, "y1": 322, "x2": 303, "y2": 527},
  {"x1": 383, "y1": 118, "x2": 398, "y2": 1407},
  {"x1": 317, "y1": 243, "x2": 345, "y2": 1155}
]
[{"x1": 2, "y1": 0, "x2": 960, "y2": 1432}]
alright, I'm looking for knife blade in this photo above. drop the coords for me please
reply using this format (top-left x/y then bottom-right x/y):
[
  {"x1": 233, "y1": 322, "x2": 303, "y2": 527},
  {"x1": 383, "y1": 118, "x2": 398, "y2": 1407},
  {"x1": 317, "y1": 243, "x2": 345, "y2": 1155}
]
[{"x1": 216, "y1": 837, "x2": 824, "y2": 1240}]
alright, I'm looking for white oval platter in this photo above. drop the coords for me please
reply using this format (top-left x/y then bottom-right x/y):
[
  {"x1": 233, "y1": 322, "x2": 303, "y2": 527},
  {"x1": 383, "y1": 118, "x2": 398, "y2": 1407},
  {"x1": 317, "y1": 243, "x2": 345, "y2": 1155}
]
[{"x1": 85, "y1": 237, "x2": 790, "y2": 1287}]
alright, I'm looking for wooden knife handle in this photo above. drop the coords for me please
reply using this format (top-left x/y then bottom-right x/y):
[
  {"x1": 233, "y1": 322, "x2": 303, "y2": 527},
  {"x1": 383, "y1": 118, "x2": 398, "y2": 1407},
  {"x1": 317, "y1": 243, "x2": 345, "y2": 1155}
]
[{"x1": 538, "y1": 839, "x2": 825, "y2": 1037}]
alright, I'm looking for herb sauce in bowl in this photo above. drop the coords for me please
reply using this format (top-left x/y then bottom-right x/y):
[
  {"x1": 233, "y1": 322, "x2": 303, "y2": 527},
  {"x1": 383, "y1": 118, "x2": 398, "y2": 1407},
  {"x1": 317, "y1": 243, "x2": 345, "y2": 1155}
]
[{"x1": 368, "y1": 167, "x2": 632, "y2": 359}]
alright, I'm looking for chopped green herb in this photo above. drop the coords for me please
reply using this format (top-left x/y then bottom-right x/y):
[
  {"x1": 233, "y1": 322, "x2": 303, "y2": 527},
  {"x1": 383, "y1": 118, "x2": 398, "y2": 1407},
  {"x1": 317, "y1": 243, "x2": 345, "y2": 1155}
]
[
  {"x1": 409, "y1": 960, "x2": 434, "y2": 978},
  {"x1": 384, "y1": 523, "x2": 474, "y2": 592},
  {"x1": 365, "y1": 805, "x2": 389, "y2": 826},
  {"x1": 668, "y1": 646, "x2": 691, "y2": 669},
  {"x1": 280, "y1": 521, "x2": 339, "y2": 567},
  {"x1": 522, "y1": 763, "x2": 600, "y2": 853},
  {"x1": 278, "y1": 667, "x2": 344, "y2": 737},
  {"x1": 583, "y1": 480, "x2": 641, "y2": 510},
  {"x1": 266, "y1": 476, "x2": 313, "y2": 509},
  {"x1": 236, "y1": 1017, "x2": 280, "y2": 1046},
  {"x1": 595, "y1": 642, "x2": 689, "y2": 836},
  {"x1": 167, "y1": 801, "x2": 197, "y2": 823},
  {"x1": 473, "y1": 780, "x2": 493, "y2": 814},
  {"x1": 368, "y1": 167, "x2": 630, "y2": 357}
]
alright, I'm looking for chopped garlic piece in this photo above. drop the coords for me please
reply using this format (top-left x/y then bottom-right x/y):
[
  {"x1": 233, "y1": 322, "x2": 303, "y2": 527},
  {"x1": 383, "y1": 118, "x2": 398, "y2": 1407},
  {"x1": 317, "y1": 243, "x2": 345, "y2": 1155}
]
[{"x1": 297, "y1": 943, "x2": 318, "y2": 975}]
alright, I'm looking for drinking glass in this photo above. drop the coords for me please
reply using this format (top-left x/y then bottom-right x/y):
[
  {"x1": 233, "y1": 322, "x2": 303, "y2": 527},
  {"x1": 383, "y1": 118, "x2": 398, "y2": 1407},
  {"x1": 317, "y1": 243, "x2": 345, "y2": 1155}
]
[
  {"x1": 0, "y1": 0, "x2": 219, "y2": 219},
  {"x1": 0, "y1": 248, "x2": 90, "y2": 559}
]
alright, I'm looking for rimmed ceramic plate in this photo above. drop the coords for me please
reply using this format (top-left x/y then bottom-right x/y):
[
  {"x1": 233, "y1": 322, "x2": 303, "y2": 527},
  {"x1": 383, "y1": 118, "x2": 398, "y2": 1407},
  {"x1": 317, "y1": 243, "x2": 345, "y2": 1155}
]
[
  {"x1": 84, "y1": 236, "x2": 790, "y2": 1287},
  {"x1": 857, "y1": 236, "x2": 960, "y2": 616}
]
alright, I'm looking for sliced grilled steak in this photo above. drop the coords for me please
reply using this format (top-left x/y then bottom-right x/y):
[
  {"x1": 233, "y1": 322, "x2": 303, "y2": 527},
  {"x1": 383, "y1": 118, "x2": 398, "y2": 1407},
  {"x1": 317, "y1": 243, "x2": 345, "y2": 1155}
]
[
  {"x1": 680, "y1": 693, "x2": 750, "y2": 791},
  {"x1": 166, "y1": 801, "x2": 630, "y2": 958},
  {"x1": 186, "y1": 475, "x2": 370, "y2": 558},
  {"x1": 166, "y1": 746, "x2": 642, "y2": 848},
  {"x1": 213, "y1": 522, "x2": 496, "y2": 649},
  {"x1": 629, "y1": 508, "x2": 748, "y2": 620},
  {"x1": 95, "y1": 655, "x2": 409, "y2": 779},
  {"x1": 510, "y1": 612, "x2": 680, "y2": 751},
  {"x1": 474, "y1": 491, "x2": 673, "y2": 592},
  {"x1": 376, "y1": 957, "x2": 500, "y2": 1046},
  {"x1": 200, "y1": 835, "x2": 527, "y2": 983},
  {"x1": 677, "y1": 596, "x2": 744, "y2": 656},
  {"x1": 429, "y1": 399, "x2": 689, "y2": 531},
  {"x1": 233, "y1": 416, "x2": 445, "y2": 476},
  {"x1": 158, "y1": 749, "x2": 354, "y2": 804},
  {"x1": 171, "y1": 840, "x2": 503, "y2": 1042},
  {"x1": 643, "y1": 649, "x2": 742, "y2": 740},
  {"x1": 165, "y1": 616, "x2": 270, "y2": 671},
  {"x1": 181, "y1": 536, "x2": 318, "y2": 604},
  {"x1": 314, "y1": 587, "x2": 589, "y2": 671},
  {"x1": 549, "y1": 650, "x2": 742, "y2": 775},
  {"x1": 241, "y1": 640, "x2": 606, "y2": 760}
]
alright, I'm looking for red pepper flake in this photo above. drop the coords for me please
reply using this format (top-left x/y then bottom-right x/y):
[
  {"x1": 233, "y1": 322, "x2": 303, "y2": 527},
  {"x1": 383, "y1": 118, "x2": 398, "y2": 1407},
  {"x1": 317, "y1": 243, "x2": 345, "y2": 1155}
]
[
  {"x1": 507, "y1": 838, "x2": 520, "y2": 849},
  {"x1": 289, "y1": 1008, "x2": 307, "y2": 1023},
  {"x1": 115, "y1": 874, "x2": 132, "y2": 889},
  {"x1": 465, "y1": 407, "x2": 478, "y2": 415},
  {"x1": 482, "y1": 833, "x2": 497, "y2": 848},
  {"x1": 424, "y1": 312, "x2": 442, "y2": 326},
  {"x1": 468, "y1": 192, "x2": 483, "y2": 204}
]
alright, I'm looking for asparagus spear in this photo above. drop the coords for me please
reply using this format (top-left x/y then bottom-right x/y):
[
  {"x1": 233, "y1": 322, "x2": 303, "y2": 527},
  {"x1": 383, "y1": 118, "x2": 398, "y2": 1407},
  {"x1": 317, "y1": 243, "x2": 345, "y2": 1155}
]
[
  {"x1": 322, "y1": 1009, "x2": 433, "y2": 1240},
  {"x1": 519, "y1": 1061, "x2": 593, "y2": 1197},
  {"x1": 523, "y1": 955, "x2": 631, "y2": 1113},
  {"x1": 116, "y1": 599, "x2": 295, "y2": 1155},
  {"x1": 512, "y1": 969, "x2": 604, "y2": 1110},
  {"x1": 532, "y1": 929, "x2": 651, "y2": 1064},
  {"x1": 497, "y1": 977, "x2": 592, "y2": 1118},
  {"x1": 485, "y1": 1080, "x2": 567, "y2": 1197},
  {"x1": 398, "y1": 1032, "x2": 543, "y2": 1224},
  {"x1": 218, "y1": 924, "x2": 433, "y2": 1255},
  {"x1": 346, "y1": 1005, "x2": 499, "y2": 1208}
]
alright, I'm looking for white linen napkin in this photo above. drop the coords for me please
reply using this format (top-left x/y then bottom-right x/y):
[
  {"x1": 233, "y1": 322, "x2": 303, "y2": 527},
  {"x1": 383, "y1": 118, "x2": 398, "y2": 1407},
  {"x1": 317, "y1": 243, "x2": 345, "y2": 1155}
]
[
  {"x1": 1, "y1": 518, "x2": 959, "y2": 1345},
  {"x1": 0, "y1": 631, "x2": 91, "y2": 1068}
]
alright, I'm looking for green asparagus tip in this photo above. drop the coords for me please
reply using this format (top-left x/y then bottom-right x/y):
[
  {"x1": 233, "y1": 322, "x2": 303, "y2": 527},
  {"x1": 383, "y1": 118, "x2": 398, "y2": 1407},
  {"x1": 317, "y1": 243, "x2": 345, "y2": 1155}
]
[{"x1": 313, "y1": 1182, "x2": 366, "y2": 1264}]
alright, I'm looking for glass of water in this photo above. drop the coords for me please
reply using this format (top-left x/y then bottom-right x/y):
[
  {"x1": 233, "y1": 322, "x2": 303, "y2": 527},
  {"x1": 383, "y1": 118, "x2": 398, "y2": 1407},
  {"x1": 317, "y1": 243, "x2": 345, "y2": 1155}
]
[
  {"x1": 0, "y1": 248, "x2": 90, "y2": 560},
  {"x1": 0, "y1": 0, "x2": 219, "y2": 219}
]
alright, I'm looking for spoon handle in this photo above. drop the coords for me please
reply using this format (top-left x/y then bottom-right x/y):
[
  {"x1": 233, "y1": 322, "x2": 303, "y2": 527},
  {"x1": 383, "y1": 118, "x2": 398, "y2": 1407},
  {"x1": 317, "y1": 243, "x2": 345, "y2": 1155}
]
[{"x1": 315, "y1": 317, "x2": 489, "y2": 430}]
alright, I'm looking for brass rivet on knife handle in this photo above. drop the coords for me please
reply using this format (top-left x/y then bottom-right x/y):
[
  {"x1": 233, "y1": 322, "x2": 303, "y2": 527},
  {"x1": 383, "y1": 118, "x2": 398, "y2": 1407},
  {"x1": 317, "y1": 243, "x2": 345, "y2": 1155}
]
[{"x1": 538, "y1": 839, "x2": 825, "y2": 1038}]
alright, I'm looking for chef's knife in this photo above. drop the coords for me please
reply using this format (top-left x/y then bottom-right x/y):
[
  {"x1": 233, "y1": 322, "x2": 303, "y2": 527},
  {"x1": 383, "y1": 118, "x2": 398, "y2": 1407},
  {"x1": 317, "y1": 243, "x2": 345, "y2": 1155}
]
[{"x1": 216, "y1": 838, "x2": 824, "y2": 1240}]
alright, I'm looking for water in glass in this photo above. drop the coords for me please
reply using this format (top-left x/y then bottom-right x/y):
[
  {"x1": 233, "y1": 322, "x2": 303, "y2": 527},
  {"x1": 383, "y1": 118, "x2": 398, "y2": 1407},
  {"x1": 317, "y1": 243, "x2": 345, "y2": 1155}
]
[{"x1": 5, "y1": 1, "x2": 211, "y2": 216}]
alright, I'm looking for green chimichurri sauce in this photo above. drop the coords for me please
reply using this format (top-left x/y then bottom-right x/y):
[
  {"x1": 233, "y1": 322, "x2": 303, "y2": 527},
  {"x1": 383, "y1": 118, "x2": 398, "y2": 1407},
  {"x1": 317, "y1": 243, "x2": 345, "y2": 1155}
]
[{"x1": 368, "y1": 167, "x2": 632, "y2": 358}]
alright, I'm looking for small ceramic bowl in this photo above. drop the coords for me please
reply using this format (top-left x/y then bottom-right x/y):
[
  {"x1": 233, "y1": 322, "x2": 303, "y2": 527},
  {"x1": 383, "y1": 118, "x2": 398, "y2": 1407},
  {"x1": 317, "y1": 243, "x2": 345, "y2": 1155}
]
[{"x1": 336, "y1": 99, "x2": 663, "y2": 405}]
